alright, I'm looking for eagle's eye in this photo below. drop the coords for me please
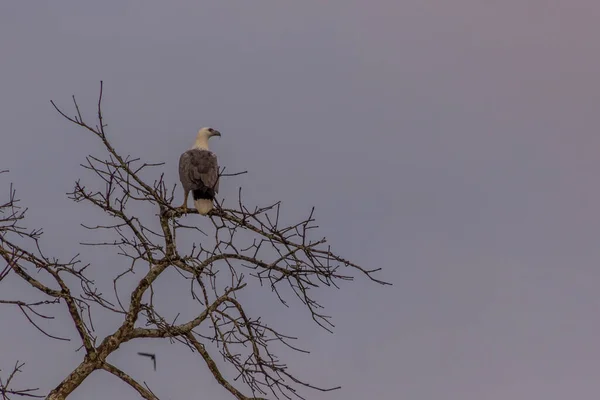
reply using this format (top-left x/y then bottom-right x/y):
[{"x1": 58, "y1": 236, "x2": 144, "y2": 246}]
[{"x1": 208, "y1": 128, "x2": 214, "y2": 133}]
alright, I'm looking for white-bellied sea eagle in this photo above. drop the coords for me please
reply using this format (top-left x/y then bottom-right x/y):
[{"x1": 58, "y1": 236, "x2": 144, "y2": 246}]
[{"x1": 178, "y1": 127, "x2": 221, "y2": 215}]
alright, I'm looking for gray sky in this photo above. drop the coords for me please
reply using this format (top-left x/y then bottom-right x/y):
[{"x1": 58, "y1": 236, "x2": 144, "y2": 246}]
[{"x1": 2, "y1": 1, "x2": 600, "y2": 399}]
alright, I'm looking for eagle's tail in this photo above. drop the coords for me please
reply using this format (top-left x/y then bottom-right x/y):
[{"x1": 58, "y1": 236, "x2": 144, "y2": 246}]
[{"x1": 194, "y1": 199, "x2": 213, "y2": 215}]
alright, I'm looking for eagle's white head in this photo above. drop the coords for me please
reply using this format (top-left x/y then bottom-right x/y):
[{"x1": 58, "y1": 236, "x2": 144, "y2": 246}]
[{"x1": 193, "y1": 127, "x2": 221, "y2": 150}]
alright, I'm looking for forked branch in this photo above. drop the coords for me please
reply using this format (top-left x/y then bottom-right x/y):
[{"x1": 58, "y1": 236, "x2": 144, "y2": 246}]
[{"x1": 0, "y1": 83, "x2": 389, "y2": 400}]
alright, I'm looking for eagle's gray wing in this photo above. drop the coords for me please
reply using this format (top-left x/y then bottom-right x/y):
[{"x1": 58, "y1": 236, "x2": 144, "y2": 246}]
[{"x1": 179, "y1": 149, "x2": 219, "y2": 194}]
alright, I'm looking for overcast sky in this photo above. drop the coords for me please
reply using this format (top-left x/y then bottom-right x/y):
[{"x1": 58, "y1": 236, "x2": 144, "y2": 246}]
[{"x1": 2, "y1": 1, "x2": 600, "y2": 399}]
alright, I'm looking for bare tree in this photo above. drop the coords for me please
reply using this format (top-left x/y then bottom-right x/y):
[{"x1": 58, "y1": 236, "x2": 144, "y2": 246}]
[{"x1": 0, "y1": 83, "x2": 389, "y2": 400}]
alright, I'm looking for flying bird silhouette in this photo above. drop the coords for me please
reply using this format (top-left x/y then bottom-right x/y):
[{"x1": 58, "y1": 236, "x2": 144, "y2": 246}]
[{"x1": 137, "y1": 352, "x2": 156, "y2": 371}]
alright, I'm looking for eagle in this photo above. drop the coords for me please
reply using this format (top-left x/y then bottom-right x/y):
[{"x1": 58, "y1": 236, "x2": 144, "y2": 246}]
[{"x1": 179, "y1": 127, "x2": 221, "y2": 215}]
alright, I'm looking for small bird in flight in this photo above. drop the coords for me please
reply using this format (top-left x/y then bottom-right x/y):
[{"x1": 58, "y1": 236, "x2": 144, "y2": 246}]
[{"x1": 137, "y1": 352, "x2": 157, "y2": 371}]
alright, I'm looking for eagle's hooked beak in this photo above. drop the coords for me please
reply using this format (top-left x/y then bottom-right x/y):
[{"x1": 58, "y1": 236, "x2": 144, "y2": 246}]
[{"x1": 213, "y1": 130, "x2": 222, "y2": 137}]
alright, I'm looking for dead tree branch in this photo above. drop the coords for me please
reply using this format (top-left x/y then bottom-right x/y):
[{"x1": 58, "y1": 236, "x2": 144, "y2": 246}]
[
  {"x1": 0, "y1": 83, "x2": 389, "y2": 400},
  {"x1": 0, "y1": 361, "x2": 43, "y2": 399}
]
